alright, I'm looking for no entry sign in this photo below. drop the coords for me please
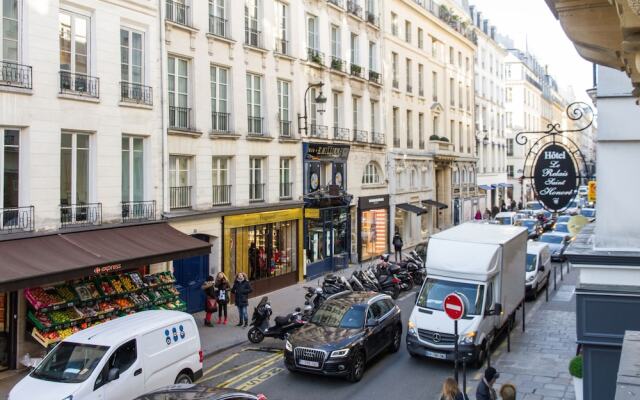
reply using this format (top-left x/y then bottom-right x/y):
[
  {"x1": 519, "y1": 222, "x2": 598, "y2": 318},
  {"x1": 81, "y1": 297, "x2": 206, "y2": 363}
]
[{"x1": 444, "y1": 293, "x2": 465, "y2": 320}]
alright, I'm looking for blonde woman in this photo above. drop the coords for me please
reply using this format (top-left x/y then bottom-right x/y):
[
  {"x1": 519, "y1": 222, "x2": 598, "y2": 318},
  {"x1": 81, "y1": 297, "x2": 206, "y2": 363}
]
[
  {"x1": 231, "y1": 272, "x2": 252, "y2": 327},
  {"x1": 440, "y1": 377, "x2": 465, "y2": 400},
  {"x1": 499, "y1": 383, "x2": 516, "y2": 400},
  {"x1": 215, "y1": 272, "x2": 230, "y2": 325}
]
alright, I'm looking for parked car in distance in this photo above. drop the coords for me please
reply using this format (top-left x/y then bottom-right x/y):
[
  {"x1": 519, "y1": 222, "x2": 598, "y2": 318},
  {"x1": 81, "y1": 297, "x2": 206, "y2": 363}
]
[
  {"x1": 10, "y1": 311, "x2": 203, "y2": 400},
  {"x1": 285, "y1": 292, "x2": 402, "y2": 382},
  {"x1": 495, "y1": 211, "x2": 518, "y2": 225},
  {"x1": 578, "y1": 185, "x2": 588, "y2": 197},
  {"x1": 554, "y1": 222, "x2": 572, "y2": 237},
  {"x1": 556, "y1": 215, "x2": 571, "y2": 224},
  {"x1": 526, "y1": 201, "x2": 544, "y2": 211},
  {"x1": 135, "y1": 385, "x2": 267, "y2": 400},
  {"x1": 526, "y1": 242, "x2": 551, "y2": 299},
  {"x1": 580, "y1": 207, "x2": 596, "y2": 222},
  {"x1": 518, "y1": 219, "x2": 544, "y2": 239},
  {"x1": 539, "y1": 233, "x2": 571, "y2": 261},
  {"x1": 565, "y1": 197, "x2": 584, "y2": 215}
]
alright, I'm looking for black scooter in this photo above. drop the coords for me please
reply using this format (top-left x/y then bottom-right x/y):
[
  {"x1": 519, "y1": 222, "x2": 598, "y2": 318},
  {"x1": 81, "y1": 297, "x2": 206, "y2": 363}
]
[{"x1": 247, "y1": 297, "x2": 306, "y2": 343}]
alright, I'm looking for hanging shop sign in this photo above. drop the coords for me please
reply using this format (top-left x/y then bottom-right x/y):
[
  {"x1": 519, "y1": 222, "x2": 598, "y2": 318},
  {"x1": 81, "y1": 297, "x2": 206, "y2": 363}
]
[
  {"x1": 532, "y1": 143, "x2": 578, "y2": 211},
  {"x1": 303, "y1": 143, "x2": 350, "y2": 161},
  {"x1": 588, "y1": 180, "x2": 597, "y2": 203}
]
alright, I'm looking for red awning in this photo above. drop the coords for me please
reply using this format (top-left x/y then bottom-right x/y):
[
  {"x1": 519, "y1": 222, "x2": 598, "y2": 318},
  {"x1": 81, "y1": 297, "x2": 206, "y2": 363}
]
[{"x1": 0, "y1": 223, "x2": 211, "y2": 291}]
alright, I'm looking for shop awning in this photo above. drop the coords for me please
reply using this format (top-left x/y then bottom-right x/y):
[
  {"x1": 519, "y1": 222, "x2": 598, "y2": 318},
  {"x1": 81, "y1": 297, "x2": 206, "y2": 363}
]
[
  {"x1": 0, "y1": 223, "x2": 211, "y2": 291},
  {"x1": 396, "y1": 203, "x2": 428, "y2": 215},
  {"x1": 478, "y1": 185, "x2": 493, "y2": 191},
  {"x1": 422, "y1": 199, "x2": 449, "y2": 210}
]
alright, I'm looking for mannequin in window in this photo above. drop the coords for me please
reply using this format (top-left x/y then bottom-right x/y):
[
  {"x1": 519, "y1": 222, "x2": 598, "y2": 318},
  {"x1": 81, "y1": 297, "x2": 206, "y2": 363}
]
[{"x1": 248, "y1": 242, "x2": 258, "y2": 280}]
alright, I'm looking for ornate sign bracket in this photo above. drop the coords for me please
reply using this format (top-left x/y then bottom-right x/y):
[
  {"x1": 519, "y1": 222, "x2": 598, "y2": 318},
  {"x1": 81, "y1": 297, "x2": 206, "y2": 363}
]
[{"x1": 515, "y1": 102, "x2": 594, "y2": 212}]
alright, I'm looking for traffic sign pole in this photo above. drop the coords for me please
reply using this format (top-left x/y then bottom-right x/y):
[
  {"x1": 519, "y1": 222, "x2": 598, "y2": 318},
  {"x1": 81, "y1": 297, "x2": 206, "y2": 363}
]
[{"x1": 454, "y1": 319, "x2": 459, "y2": 382}]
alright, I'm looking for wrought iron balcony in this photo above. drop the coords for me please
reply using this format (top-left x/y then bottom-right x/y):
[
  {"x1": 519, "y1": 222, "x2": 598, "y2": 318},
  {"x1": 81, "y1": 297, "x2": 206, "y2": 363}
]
[
  {"x1": 0, "y1": 206, "x2": 34, "y2": 233},
  {"x1": 247, "y1": 116, "x2": 264, "y2": 136},
  {"x1": 279, "y1": 120, "x2": 292, "y2": 138},
  {"x1": 333, "y1": 127, "x2": 350, "y2": 141},
  {"x1": 327, "y1": 0, "x2": 344, "y2": 8},
  {"x1": 310, "y1": 124, "x2": 328, "y2": 139},
  {"x1": 366, "y1": 12, "x2": 379, "y2": 26},
  {"x1": 212, "y1": 185, "x2": 232, "y2": 206},
  {"x1": 347, "y1": 0, "x2": 363, "y2": 18},
  {"x1": 166, "y1": 0, "x2": 192, "y2": 27},
  {"x1": 350, "y1": 64, "x2": 364, "y2": 79},
  {"x1": 368, "y1": 70, "x2": 381, "y2": 84},
  {"x1": 245, "y1": 28, "x2": 264, "y2": 48},
  {"x1": 120, "y1": 82, "x2": 153, "y2": 106},
  {"x1": 249, "y1": 183, "x2": 265, "y2": 202},
  {"x1": 169, "y1": 106, "x2": 192, "y2": 130},
  {"x1": 407, "y1": 84, "x2": 413, "y2": 93},
  {"x1": 60, "y1": 203, "x2": 102, "y2": 228},
  {"x1": 280, "y1": 182, "x2": 293, "y2": 200},
  {"x1": 170, "y1": 186, "x2": 192, "y2": 209},
  {"x1": 121, "y1": 200, "x2": 156, "y2": 223},
  {"x1": 275, "y1": 39, "x2": 290, "y2": 56},
  {"x1": 209, "y1": 16, "x2": 228, "y2": 38},
  {"x1": 353, "y1": 129, "x2": 369, "y2": 143},
  {"x1": 393, "y1": 136, "x2": 401, "y2": 148},
  {"x1": 372, "y1": 132, "x2": 385, "y2": 145},
  {"x1": 0, "y1": 61, "x2": 32, "y2": 90},
  {"x1": 331, "y1": 57, "x2": 346, "y2": 73},
  {"x1": 212, "y1": 112, "x2": 231, "y2": 133},
  {"x1": 307, "y1": 48, "x2": 325, "y2": 66},
  {"x1": 59, "y1": 71, "x2": 99, "y2": 98}
]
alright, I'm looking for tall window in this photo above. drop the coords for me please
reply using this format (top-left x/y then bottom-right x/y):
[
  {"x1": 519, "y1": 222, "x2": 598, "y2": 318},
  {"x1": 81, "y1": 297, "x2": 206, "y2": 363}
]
[
  {"x1": 307, "y1": 14, "x2": 318, "y2": 51},
  {"x1": 391, "y1": 12, "x2": 398, "y2": 36},
  {"x1": 60, "y1": 132, "x2": 90, "y2": 206},
  {"x1": 120, "y1": 28, "x2": 144, "y2": 86},
  {"x1": 277, "y1": 79, "x2": 290, "y2": 135},
  {"x1": 457, "y1": 51, "x2": 462, "y2": 67},
  {"x1": 331, "y1": 25, "x2": 340, "y2": 59},
  {"x1": 368, "y1": 41, "x2": 376, "y2": 72},
  {"x1": 418, "y1": 63, "x2": 424, "y2": 95},
  {"x1": 1, "y1": 129, "x2": 19, "y2": 209},
  {"x1": 209, "y1": 0, "x2": 227, "y2": 37},
  {"x1": 406, "y1": 58, "x2": 412, "y2": 92},
  {"x1": 458, "y1": 122, "x2": 463, "y2": 152},
  {"x1": 169, "y1": 155, "x2": 190, "y2": 208},
  {"x1": 449, "y1": 46, "x2": 453, "y2": 64},
  {"x1": 404, "y1": 20, "x2": 411, "y2": 43},
  {"x1": 432, "y1": 71, "x2": 438, "y2": 101},
  {"x1": 449, "y1": 78, "x2": 454, "y2": 106},
  {"x1": 59, "y1": 10, "x2": 89, "y2": 76},
  {"x1": 362, "y1": 162, "x2": 380, "y2": 184},
  {"x1": 168, "y1": 56, "x2": 189, "y2": 129},
  {"x1": 370, "y1": 100, "x2": 377, "y2": 133},
  {"x1": 450, "y1": 120, "x2": 455, "y2": 142},
  {"x1": 507, "y1": 165, "x2": 514, "y2": 178},
  {"x1": 418, "y1": 113, "x2": 424, "y2": 148},
  {"x1": 249, "y1": 157, "x2": 264, "y2": 201},
  {"x1": 246, "y1": 73, "x2": 262, "y2": 134},
  {"x1": 1, "y1": 0, "x2": 18, "y2": 61},
  {"x1": 433, "y1": 116, "x2": 439, "y2": 136},
  {"x1": 279, "y1": 158, "x2": 291, "y2": 199},
  {"x1": 212, "y1": 157, "x2": 228, "y2": 186},
  {"x1": 245, "y1": 0, "x2": 260, "y2": 46},
  {"x1": 431, "y1": 37, "x2": 439, "y2": 59},
  {"x1": 392, "y1": 52, "x2": 398, "y2": 88},
  {"x1": 393, "y1": 107, "x2": 399, "y2": 147},
  {"x1": 406, "y1": 110, "x2": 413, "y2": 148},
  {"x1": 122, "y1": 136, "x2": 144, "y2": 203},
  {"x1": 352, "y1": 96, "x2": 359, "y2": 131},
  {"x1": 274, "y1": 1, "x2": 288, "y2": 54},
  {"x1": 417, "y1": 28, "x2": 423, "y2": 49},
  {"x1": 507, "y1": 138, "x2": 514, "y2": 156},
  {"x1": 211, "y1": 65, "x2": 229, "y2": 131},
  {"x1": 458, "y1": 83, "x2": 463, "y2": 108},
  {"x1": 350, "y1": 33, "x2": 359, "y2": 65},
  {"x1": 333, "y1": 91, "x2": 341, "y2": 127}
]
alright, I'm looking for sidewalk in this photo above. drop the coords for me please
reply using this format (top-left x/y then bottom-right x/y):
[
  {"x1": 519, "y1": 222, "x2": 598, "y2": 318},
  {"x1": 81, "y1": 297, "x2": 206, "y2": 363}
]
[{"x1": 466, "y1": 265, "x2": 578, "y2": 400}]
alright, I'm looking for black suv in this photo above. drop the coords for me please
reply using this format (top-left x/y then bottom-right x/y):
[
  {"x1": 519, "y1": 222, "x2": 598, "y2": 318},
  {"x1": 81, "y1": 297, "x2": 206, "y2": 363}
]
[{"x1": 284, "y1": 291, "x2": 402, "y2": 382}]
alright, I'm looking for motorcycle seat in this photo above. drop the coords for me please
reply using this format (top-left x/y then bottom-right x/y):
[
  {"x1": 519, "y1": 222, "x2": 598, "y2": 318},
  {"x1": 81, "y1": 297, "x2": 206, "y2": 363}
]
[{"x1": 275, "y1": 316, "x2": 290, "y2": 326}]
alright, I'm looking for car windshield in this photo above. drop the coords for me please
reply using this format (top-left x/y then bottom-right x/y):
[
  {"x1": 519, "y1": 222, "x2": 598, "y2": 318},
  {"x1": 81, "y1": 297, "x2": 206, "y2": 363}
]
[
  {"x1": 540, "y1": 235, "x2": 564, "y2": 244},
  {"x1": 496, "y1": 217, "x2": 512, "y2": 225},
  {"x1": 311, "y1": 302, "x2": 365, "y2": 329},
  {"x1": 581, "y1": 209, "x2": 595, "y2": 218},
  {"x1": 555, "y1": 224, "x2": 569, "y2": 233},
  {"x1": 521, "y1": 220, "x2": 537, "y2": 229},
  {"x1": 526, "y1": 254, "x2": 538, "y2": 272},
  {"x1": 31, "y1": 342, "x2": 109, "y2": 383},
  {"x1": 527, "y1": 202, "x2": 543, "y2": 210},
  {"x1": 557, "y1": 216, "x2": 570, "y2": 223},
  {"x1": 417, "y1": 278, "x2": 485, "y2": 316}
]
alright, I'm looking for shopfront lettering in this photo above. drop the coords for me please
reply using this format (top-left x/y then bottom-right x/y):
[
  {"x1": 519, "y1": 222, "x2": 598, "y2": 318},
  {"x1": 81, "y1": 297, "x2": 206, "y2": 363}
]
[
  {"x1": 304, "y1": 143, "x2": 350, "y2": 160},
  {"x1": 533, "y1": 144, "x2": 578, "y2": 211},
  {"x1": 93, "y1": 264, "x2": 122, "y2": 275}
]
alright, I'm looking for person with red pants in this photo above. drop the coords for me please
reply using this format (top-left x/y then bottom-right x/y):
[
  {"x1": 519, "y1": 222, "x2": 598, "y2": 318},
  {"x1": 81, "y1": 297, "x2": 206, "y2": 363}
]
[{"x1": 202, "y1": 275, "x2": 216, "y2": 327}]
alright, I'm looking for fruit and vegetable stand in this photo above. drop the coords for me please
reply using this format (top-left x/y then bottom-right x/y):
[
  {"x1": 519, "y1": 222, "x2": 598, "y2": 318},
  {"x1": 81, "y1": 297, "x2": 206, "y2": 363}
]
[{"x1": 25, "y1": 270, "x2": 186, "y2": 347}]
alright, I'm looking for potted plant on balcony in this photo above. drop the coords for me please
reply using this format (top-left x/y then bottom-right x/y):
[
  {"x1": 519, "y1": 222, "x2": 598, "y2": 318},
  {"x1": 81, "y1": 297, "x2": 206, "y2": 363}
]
[
  {"x1": 351, "y1": 64, "x2": 362, "y2": 76},
  {"x1": 439, "y1": 136, "x2": 449, "y2": 142},
  {"x1": 331, "y1": 58, "x2": 343, "y2": 71},
  {"x1": 569, "y1": 355, "x2": 583, "y2": 400},
  {"x1": 429, "y1": 134, "x2": 441, "y2": 141},
  {"x1": 311, "y1": 52, "x2": 323, "y2": 65}
]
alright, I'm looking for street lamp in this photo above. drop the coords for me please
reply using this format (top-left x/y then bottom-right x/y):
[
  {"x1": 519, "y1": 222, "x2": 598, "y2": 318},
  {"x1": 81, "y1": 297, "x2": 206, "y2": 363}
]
[{"x1": 298, "y1": 82, "x2": 326, "y2": 135}]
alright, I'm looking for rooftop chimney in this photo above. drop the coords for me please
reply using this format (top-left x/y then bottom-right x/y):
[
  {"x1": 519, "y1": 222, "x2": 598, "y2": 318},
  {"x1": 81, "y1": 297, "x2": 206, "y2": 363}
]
[
  {"x1": 483, "y1": 19, "x2": 488, "y2": 34},
  {"x1": 490, "y1": 26, "x2": 496, "y2": 40}
]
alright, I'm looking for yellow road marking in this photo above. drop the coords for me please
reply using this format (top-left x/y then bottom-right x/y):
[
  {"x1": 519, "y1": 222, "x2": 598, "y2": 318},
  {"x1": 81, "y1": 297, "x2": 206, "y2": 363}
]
[
  {"x1": 202, "y1": 352, "x2": 241, "y2": 377},
  {"x1": 197, "y1": 354, "x2": 279, "y2": 384},
  {"x1": 217, "y1": 352, "x2": 283, "y2": 388},
  {"x1": 236, "y1": 367, "x2": 284, "y2": 391}
]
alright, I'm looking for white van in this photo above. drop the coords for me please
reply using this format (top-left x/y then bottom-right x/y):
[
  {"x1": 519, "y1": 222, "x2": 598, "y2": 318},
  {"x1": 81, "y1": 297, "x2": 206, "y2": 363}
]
[
  {"x1": 526, "y1": 241, "x2": 551, "y2": 299},
  {"x1": 10, "y1": 310, "x2": 202, "y2": 400},
  {"x1": 495, "y1": 211, "x2": 518, "y2": 225}
]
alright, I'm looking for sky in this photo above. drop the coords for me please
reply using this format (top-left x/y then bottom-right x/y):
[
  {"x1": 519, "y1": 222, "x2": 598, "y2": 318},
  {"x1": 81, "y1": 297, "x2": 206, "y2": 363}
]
[{"x1": 470, "y1": 0, "x2": 594, "y2": 105}]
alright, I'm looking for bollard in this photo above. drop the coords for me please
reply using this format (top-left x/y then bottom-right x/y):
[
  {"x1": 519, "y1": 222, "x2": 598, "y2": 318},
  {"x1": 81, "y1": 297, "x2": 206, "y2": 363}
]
[
  {"x1": 522, "y1": 300, "x2": 526, "y2": 332},
  {"x1": 462, "y1": 360, "x2": 467, "y2": 395},
  {"x1": 554, "y1": 265, "x2": 557, "y2": 291},
  {"x1": 560, "y1": 260, "x2": 564, "y2": 281},
  {"x1": 545, "y1": 278, "x2": 549, "y2": 302}
]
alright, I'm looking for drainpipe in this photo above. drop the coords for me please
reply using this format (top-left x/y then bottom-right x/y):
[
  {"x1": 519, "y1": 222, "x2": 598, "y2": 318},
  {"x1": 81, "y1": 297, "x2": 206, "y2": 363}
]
[{"x1": 158, "y1": 0, "x2": 168, "y2": 216}]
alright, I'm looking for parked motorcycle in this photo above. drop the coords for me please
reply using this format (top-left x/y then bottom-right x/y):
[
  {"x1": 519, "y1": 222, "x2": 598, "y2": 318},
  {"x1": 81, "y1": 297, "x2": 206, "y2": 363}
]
[
  {"x1": 248, "y1": 297, "x2": 306, "y2": 343},
  {"x1": 322, "y1": 274, "x2": 352, "y2": 295},
  {"x1": 379, "y1": 255, "x2": 414, "y2": 291},
  {"x1": 365, "y1": 265, "x2": 401, "y2": 299}
]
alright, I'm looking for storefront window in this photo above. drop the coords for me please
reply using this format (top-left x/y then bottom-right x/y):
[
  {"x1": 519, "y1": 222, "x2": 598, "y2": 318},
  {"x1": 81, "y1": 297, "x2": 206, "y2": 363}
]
[
  {"x1": 394, "y1": 208, "x2": 405, "y2": 239},
  {"x1": 361, "y1": 209, "x2": 387, "y2": 260},
  {"x1": 332, "y1": 209, "x2": 348, "y2": 255}
]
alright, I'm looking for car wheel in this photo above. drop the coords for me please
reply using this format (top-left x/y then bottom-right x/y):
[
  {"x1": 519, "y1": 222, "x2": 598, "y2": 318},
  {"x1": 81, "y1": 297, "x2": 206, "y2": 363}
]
[
  {"x1": 347, "y1": 351, "x2": 366, "y2": 383},
  {"x1": 474, "y1": 341, "x2": 488, "y2": 369},
  {"x1": 389, "y1": 327, "x2": 402, "y2": 353},
  {"x1": 175, "y1": 372, "x2": 193, "y2": 384},
  {"x1": 247, "y1": 327, "x2": 264, "y2": 344}
]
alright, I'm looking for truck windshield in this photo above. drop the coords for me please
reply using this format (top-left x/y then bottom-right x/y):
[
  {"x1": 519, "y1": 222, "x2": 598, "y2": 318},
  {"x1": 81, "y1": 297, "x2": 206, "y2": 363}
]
[
  {"x1": 31, "y1": 342, "x2": 109, "y2": 383},
  {"x1": 526, "y1": 254, "x2": 537, "y2": 272},
  {"x1": 496, "y1": 217, "x2": 512, "y2": 225},
  {"x1": 416, "y1": 278, "x2": 485, "y2": 316}
]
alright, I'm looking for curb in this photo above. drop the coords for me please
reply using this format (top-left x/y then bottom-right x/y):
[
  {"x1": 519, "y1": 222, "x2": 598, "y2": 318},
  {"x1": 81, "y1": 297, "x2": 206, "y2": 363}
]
[{"x1": 203, "y1": 338, "x2": 249, "y2": 359}]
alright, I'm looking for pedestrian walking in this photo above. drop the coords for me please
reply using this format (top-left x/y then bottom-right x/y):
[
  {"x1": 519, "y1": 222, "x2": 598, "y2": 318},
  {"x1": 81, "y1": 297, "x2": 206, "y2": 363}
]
[
  {"x1": 439, "y1": 377, "x2": 466, "y2": 400},
  {"x1": 475, "y1": 210, "x2": 482, "y2": 220},
  {"x1": 517, "y1": 201, "x2": 523, "y2": 210},
  {"x1": 476, "y1": 366, "x2": 499, "y2": 400},
  {"x1": 510, "y1": 200, "x2": 516, "y2": 211},
  {"x1": 215, "y1": 272, "x2": 230, "y2": 325},
  {"x1": 499, "y1": 383, "x2": 516, "y2": 400},
  {"x1": 392, "y1": 231, "x2": 403, "y2": 262},
  {"x1": 231, "y1": 272, "x2": 252, "y2": 327},
  {"x1": 201, "y1": 275, "x2": 217, "y2": 327},
  {"x1": 483, "y1": 208, "x2": 491, "y2": 220}
]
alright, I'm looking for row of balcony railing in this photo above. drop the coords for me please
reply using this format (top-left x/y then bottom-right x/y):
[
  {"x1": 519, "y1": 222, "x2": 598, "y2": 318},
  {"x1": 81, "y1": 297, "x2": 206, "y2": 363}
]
[
  {"x1": 309, "y1": 125, "x2": 385, "y2": 145},
  {"x1": 170, "y1": 183, "x2": 293, "y2": 209}
]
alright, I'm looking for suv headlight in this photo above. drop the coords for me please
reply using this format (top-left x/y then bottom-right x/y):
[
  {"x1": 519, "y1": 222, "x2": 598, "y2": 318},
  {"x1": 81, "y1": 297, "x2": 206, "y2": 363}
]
[
  {"x1": 526, "y1": 275, "x2": 535, "y2": 283},
  {"x1": 407, "y1": 320, "x2": 418, "y2": 337},
  {"x1": 330, "y1": 348, "x2": 350, "y2": 358},
  {"x1": 285, "y1": 340, "x2": 293, "y2": 352},
  {"x1": 459, "y1": 331, "x2": 476, "y2": 345}
]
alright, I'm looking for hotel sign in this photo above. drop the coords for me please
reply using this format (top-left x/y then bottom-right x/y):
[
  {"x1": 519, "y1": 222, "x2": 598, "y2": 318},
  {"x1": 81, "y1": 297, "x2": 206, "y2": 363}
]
[{"x1": 533, "y1": 144, "x2": 578, "y2": 211}]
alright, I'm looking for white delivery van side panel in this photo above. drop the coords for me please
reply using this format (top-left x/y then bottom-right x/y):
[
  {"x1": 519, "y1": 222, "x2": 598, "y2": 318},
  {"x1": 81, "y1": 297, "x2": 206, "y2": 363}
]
[
  {"x1": 141, "y1": 317, "x2": 199, "y2": 390},
  {"x1": 498, "y1": 230, "x2": 527, "y2": 327},
  {"x1": 426, "y1": 238, "x2": 501, "y2": 281}
]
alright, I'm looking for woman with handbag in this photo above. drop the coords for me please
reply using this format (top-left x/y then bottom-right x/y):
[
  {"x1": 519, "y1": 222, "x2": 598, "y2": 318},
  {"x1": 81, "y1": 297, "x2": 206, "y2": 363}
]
[
  {"x1": 231, "y1": 272, "x2": 252, "y2": 327},
  {"x1": 202, "y1": 275, "x2": 218, "y2": 327},
  {"x1": 215, "y1": 272, "x2": 230, "y2": 325}
]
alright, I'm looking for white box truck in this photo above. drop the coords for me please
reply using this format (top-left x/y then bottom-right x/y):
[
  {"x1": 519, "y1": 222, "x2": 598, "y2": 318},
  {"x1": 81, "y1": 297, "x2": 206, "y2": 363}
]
[{"x1": 406, "y1": 222, "x2": 527, "y2": 367}]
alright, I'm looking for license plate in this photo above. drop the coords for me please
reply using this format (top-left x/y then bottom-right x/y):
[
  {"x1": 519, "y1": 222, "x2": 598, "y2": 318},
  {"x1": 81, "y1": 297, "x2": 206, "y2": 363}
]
[
  {"x1": 298, "y1": 359, "x2": 319, "y2": 368},
  {"x1": 425, "y1": 351, "x2": 447, "y2": 360}
]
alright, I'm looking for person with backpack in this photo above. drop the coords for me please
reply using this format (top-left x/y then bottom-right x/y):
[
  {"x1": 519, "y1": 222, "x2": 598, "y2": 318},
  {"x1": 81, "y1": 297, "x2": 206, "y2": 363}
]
[
  {"x1": 201, "y1": 275, "x2": 217, "y2": 327},
  {"x1": 392, "y1": 231, "x2": 403, "y2": 262},
  {"x1": 215, "y1": 272, "x2": 230, "y2": 325},
  {"x1": 231, "y1": 272, "x2": 252, "y2": 327}
]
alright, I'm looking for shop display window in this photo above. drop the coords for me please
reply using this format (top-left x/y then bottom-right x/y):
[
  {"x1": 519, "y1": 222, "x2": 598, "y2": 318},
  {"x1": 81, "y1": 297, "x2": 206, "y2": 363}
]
[
  {"x1": 361, "y1": 209, "x2": 388, "y2": 260},
  {"x1": 306, "y1": 207, "x2": 350, "y2": 265}
]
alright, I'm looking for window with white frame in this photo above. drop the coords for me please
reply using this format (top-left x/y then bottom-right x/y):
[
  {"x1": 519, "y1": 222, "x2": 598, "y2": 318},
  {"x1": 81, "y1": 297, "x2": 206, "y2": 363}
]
[
  {"x1": 392, "y1": 52, "x2": 398, "y2": 88},
  {"x1": 209, "y1": 0, "x2": 227, "y2": 37},
  {"x1": 370, "y1": 100, "x2": 377, "y2": 133},
  {"x1": 211, "y1": 65, "x2": 230, "y2": 131},
  {"x1": 391, "y1": 12, "x2": 398, "y2": 36},
  {"x1": 120, "y1": 28, "x2": 147, "y2": 103},
  {"x1": 169, "y1": 155, "x2": 191, "y2": 208},
  {"x1": 245, "y1": 0, "x2": 260, "y2": 46},
  {"x1": 246, "y1": 73, "x2": 262, "y2": 134},
  {"x1": 331, "y1": 25, "x2": 341, "y2": 59},
  {"x1": 168, "y1": 56, "x2": 190, "y2": 129},
  {"x1": 393, "y1": 107, "x2": 399, "y2": 146},
  {"x1": 121, "y1": 136, "x2": 144, "y2": 203},
  {"x1": 307, "y1": 14, "x2": 318, "y2": 51},
  {"x1": 362, "y1": 162, "x2": 381, "y2": 184},
  {"x1": 249, "y1": 157, "x2": 264, "y2": 201},
  {"x1": 60, "y1": 132, "x2": 90, "y2": 206},
  {"x1": 418, "y1": 113, "x2": 424, "y2": 146},
  {"x1": 1, "y1": 0, "x2": 19, "y2": 62},
  {"x1": 417, "y1": 28, "x2": 423, "y2": 49},
  {"x1": 368, "y1": 41, "x2": 376, "y2": 72},
  {"x1": 352, "y1": 96, "x2": 359, "y2": 131},
  {"x1": 418, "y1": 63, "x2": 424, "y2": 95},
  {"x1": 432, "y1": 71, "x2": 438, "y2": 101},
  {"x1": 406, "y1": 110, "x2": 413, "y2": 148},
  {"x1": 405, "y1": 20, "x2": 411, "y2": 43},
  {"x1": 1, "y1": 128, "x2": 19, "y2": 209},
  {"x1": 59, "y1": 10, "x2": 89, "y2": 75},
  {"x1": 350, "y1": 33, "x2": 359, "y2": 65},
  {"x1": 332, "y1": 91, "x2": 341, "y2": 128},
  {"x1": 274, "y1": 1, "x2": 288, "y2": 54},
  {"x1": 277, "y1": 79, "x2": 291, "y2": 136},
  {"x1": 406, "y1": 58, "x2": 412, "y2": 92},
  {"x1": 212, "y1": 156, "x2": 230, "y2": 205},
  {"x1": 279, "y1": 158, "x2": 292, "y2": 198}
]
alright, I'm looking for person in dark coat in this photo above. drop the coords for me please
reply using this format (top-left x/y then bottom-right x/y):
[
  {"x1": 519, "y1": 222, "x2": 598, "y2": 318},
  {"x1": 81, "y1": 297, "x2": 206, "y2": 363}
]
[
  {"x1": 201, "y1": 275, "x2": 216, "y2": 327},
  {"x1": 248, "y1": 242, "x2": 258, "y2": 280},
  {"x1": 439, "y1": 377, "x2": 466, "y2": 400},
  {"x1": 392, "y1": 231, "x2": 403, "y2": 262},
  {"x1": 476, "y1": 366, "x2": 499, "y2": 400},
  {"x1": 231, "y1": 272, "x2": 252, "y2": 327},
  {"x1": 517, "y1": 201, "x2": 523, "y2": 210},
  {"x1": 215, "y1": 272, "x2": 230, "y2": 325}
]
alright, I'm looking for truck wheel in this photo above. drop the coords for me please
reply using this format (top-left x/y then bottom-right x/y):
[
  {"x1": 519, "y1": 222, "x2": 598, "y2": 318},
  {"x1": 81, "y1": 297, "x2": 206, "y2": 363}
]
[
  {"x1": 248, "y1": 327, "x2": 264, "y2": 343},
  {"x1": 474, "y1": 341, "x2": 488, "y2": 369},
  {"x1": 175, "y1": 371, "x2": 193, "y2": 384}
]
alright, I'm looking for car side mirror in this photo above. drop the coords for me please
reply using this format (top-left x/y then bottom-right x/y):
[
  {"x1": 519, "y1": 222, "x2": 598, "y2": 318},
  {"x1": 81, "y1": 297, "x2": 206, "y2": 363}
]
[
  {"x1": 539, "y1": 265, "x2": 545, "y2": 272},
  {"x1": 490, "y1": 303, "x2": 503, "y2": 316},
  {"x1": 107, "y1": 368, "x2": 120, "y2": 382},
  {"x1": 366, "y1": 319, "x2": 379, "y2": 328}
]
